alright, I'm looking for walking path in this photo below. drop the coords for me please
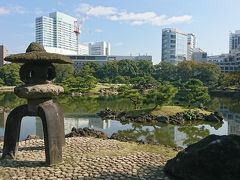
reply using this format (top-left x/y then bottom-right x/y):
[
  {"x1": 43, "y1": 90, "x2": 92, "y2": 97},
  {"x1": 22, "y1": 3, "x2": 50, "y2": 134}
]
[{"x1": 0, "y1": 137, "x2": 177, "y2": 180}]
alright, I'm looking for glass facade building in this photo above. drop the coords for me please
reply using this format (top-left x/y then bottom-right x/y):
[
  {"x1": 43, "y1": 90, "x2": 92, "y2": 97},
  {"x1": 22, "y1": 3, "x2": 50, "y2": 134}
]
[
  {"x1": 229, "y1": 30, "x2": 240, "y2": 53},
  {"x1": 162, "y1": 28, "x2": 188, "y2": 64}
]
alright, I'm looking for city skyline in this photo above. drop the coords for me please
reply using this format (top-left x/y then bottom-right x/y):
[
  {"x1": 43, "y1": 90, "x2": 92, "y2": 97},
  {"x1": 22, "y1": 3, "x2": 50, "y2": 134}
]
[{"x1": 1, "y1": 0, "x2": 240, "y2": 64}]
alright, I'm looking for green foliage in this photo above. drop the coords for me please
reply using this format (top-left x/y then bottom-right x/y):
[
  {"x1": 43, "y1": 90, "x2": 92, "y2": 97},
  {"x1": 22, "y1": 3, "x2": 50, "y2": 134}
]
[
  {"x1": 96, "y1": 61, "x2": 119, "y2": 82},
  {"x1": 153, "y1": 61, "x2": 177, "y2": 82},
  {"x1": 76, "y1": 62, "x2": 100, "y2": 77},
  {"x1": 118, "y1": 85, "x2": 144, "y2": 109},
  {"x1": 145, "y1": 83, "x2": 178, "y2": 110},
  {"x1": 136, "y1": 60, "x2": 154, "y2": 76},
  {"x1": 176, "y1": 61, "x2": 221, "y2": 88},
  {"x1": 95, "y1": 60, "x2": 154, "y2": 83},
  {"x1": 130, "y1": 76, "x2": 159, "y2": 93},
  {"x1": 153, "y1": 61, "x2": 221, "y2": 88},
  {"x1": 224, "y1": 72, "x2": 240, "y2": 88},
  {"x1": 0, "y1": 63, "x2": 21, "y2": 86},
  {"x1": 54, "y1": 64, "x2": 74, "y2": 83},
  {"x1": 113, "y1": 75, "x2": 130, "y2": 84},
  {"x1": 117, "y1": 60, "x2": 139, "y2": 78},
  {"x1": 63, "y1": 75, "x2": 97, "y2": 93},
  {"x1": 178, "y1": 79, "x2": 210, "y2": 106},
  {"x1": 182, "y1": 109, "x2": 198, "y2": 121}
]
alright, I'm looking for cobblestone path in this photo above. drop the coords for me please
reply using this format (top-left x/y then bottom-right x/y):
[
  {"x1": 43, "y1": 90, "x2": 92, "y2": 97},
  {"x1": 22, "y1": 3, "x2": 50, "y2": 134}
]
[{"x1": 0, "y1": 137, "x2": 177, "y2": 180}]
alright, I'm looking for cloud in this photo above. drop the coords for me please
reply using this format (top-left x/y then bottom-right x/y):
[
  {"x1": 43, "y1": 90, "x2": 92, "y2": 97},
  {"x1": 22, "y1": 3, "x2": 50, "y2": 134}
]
[
  {"x1": 0, "y1": 6, "x2": 27, "y2": 15},
  {"x1": 34, "y1": 8, "x2": 45, "y2": 16},
  {"x1": 75, "y1": 4, "x2": 192, "y2": 26},
  {"x1": 95, "y1": 28, "x2": 103, "y2": 33},
  {"x1": 114, "y1": 42, "x2": 124, "y2": 47},
  {"x1": 76, "y1": 3, "x2": 117, "y2": 16},
  {"x1": 0, "y1": 7, "x2": 10, "y2": 15}
]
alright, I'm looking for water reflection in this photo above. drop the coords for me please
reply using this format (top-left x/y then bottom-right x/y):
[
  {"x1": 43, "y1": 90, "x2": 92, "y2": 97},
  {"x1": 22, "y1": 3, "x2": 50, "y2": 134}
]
[
  {"x1": 0, "y1": 92, "x2": 239, "y2": 148},
  {"x1": 219, "y1": 104, "x2": 240, "y2": 135}
]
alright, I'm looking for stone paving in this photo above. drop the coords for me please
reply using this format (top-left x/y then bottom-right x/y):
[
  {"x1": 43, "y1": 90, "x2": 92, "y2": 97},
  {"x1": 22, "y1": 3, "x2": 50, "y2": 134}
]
[{"x1": 0, "y1": 137, "x2": 177, "y2": 180}]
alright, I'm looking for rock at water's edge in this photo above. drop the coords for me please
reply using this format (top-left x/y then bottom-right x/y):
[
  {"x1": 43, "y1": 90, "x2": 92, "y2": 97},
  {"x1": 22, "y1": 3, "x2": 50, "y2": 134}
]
[
  {"x1": 164, "y1": 134, "x2": 240, "y2": 180},
  {"x1": 65, "y1": 127, "x2": 108, "y2": 139}
]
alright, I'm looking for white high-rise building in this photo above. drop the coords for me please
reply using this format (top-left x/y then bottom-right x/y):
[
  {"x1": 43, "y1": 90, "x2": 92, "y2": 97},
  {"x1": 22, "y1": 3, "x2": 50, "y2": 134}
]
[
  {"x1": 35, "y1": 12, "x2": 78, "y2": 55},
  {"x1": 89, "y1": 41, "x2": 111, "y2": 56},
  {"x1": 187, "y1": 33, "x2": 197, "y2": 60},
  {"x1": 0, "y1": 45, "x2": 8, "y2": 66},
  {"x1": 162, "y1": 28, "x2": 188, "y2": 64},
  {"x1": 229, "y1": 30, "x2": 240, "y2": 53}
]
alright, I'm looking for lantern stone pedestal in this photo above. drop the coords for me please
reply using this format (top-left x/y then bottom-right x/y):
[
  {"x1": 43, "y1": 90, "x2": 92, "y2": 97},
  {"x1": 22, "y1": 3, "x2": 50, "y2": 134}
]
[{"x1": 1, "y1": 42, "x2": 72, "y2": 165}]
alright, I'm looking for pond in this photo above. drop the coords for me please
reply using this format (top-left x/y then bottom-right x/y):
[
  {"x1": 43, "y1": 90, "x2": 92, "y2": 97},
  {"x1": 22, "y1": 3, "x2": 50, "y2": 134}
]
[{"x1": 0, "y1": 93, "x2": 239, "y2": 148}]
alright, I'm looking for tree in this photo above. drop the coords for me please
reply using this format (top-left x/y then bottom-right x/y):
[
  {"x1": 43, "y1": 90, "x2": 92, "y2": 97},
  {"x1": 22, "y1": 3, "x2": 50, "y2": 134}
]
[
  {"x1": 153, "y1": 61, "x2": 177, "y2": 82},
  {"x1": 76, "y1": 62, "x2": 100, "y2": 77},
  {"x1": 113, "y1": 75, "x2": 130, "y2": 84},
  {"x1": 224, "y1": 72, "x2": 240, "y2": 88},
  {"x1": 63, "y1": 75, "x2": 97, "y2": 93},
  {"x1": 130, "y1": 76, "x2": 159, "y2": 93},
  {"x1": 136, "y1": 60, "x2": 154, "y2": 76},
  {"x1": 180, "y1": 79, "x2": 210, "y2": 106},
  {"x1": 118, "y1": 85, "x2": 144, "y2": 109},
  {"x1": 54, "y1": 64, "x2": 73, "y2": 83},
  {"x1": 0, "y1": 63, "x2": 21, "y2": 86},
  {"x1": 145, "y1": 83, "x2": 178, "y2": 110},
  {"x1": 96, "y1": 61, "x2": 118, "y2": 82},
  {"x1": 192, "y1": 62, "x2": 221, "y2": 88},
  {"x1": 118, "y1": 60, "x2": 139, "y2": 78},
  {"x1": 177, "y1": 61, "x2": 195, "y2": 82}
]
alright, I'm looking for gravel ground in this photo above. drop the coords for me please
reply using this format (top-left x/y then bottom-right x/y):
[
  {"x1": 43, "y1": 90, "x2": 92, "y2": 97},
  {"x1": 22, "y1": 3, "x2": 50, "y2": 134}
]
[{"x1": 0, "y1": 137, "x2": 177, "y2": 180}]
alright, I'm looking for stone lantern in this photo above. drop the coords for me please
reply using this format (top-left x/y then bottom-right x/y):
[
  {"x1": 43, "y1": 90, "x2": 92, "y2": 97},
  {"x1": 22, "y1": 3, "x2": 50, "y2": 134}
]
[{"x1": 1, "y1": 42, "x2": 72, "y2": 165}]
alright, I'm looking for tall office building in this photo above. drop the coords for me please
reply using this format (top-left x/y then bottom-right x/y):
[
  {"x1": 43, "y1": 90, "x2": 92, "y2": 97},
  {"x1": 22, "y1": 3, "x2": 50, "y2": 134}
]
[
  {"x1": 89, "y1": 41, "x2": 111, "y2": 56},
  {"x1": 229, "y1": 30, "x2": 240, "y2": 53},
  {"x1": 162, "y1": 28, "x2": 188, "y2": 64},
  {"x1": 187, "y1": 33, "x2": 197, "y2": 60},
  {"x1": 35, "y1": 12, "x2": 78, "y2": 55},
  {"x1": 0, "y1": 45, "x2": 8, "y2": 66}
]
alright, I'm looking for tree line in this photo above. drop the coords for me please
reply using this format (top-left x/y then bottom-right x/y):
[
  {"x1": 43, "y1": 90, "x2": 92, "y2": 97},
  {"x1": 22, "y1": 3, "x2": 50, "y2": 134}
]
[
  {"x1": 0, "y1": 60, "x2": 225, "y2": 87},
  {"x1": 0, "y1": 60, "x2": 239, "y2": 109}
]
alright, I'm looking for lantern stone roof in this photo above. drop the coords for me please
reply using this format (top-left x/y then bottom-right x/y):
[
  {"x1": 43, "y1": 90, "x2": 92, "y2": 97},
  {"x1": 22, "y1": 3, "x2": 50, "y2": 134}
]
[{"x1": 4, "y1": 42, "x2": 73, "y2": 64}]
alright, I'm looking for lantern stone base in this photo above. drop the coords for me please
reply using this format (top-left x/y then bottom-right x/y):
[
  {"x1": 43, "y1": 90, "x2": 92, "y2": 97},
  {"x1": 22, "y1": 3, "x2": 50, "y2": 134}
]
[{"x1": 1, "y1": 100, "x2": 65, "y2": 166}]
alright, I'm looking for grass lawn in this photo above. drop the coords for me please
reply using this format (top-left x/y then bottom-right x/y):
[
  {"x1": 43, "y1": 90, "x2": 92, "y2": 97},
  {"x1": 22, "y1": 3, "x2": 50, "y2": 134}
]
[
  {"x1": 151, "y1": 105, "x2": 211, "y2": 116},
  {"x1": 89, "y1": 83, "x2": 123, "y2": 94},
  {"x1": 127, "y1": 105, "x2": 211, "y2": 116}
]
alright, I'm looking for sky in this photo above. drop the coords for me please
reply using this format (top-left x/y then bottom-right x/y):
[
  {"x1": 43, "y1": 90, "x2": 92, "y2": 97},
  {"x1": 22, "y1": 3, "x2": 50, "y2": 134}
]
[{"x1": 1, "y1": 0, "x2": 240, "y2": 64}]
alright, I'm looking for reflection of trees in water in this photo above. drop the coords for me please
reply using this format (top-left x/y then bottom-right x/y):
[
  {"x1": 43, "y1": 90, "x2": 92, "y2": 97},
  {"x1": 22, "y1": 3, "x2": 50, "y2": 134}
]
[
  {"x1": 207, "y1": 97, "x2": 220, "y2": 111},
  {"x1": 56, "y1": 95, "x2": 143, "y2": 115},
  {"x1": 113, "y1": 123, "x2": 176, "y2": 147},
  {"x1": 178, "y1": 125, "x2": 210, "y2": 146},
  {"x1": 56, "y1": 96, "x2": 100, "y2": 114},
  {"x1": 209, "y1": 96, "x2": 240, "y2": 114},
  {"x1": 0, "y1": 92, "x2": 26, "y2": 109},
  {"x1": 219, "y1": 97, "x2": 240, "y2": 113}
]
